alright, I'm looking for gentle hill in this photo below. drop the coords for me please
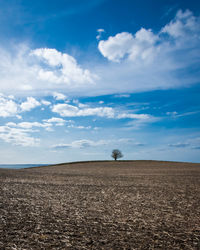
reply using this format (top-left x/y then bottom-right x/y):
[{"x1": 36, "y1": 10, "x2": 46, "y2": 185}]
[
  {"x1": 0, "y1": 160, "x2": 200, "y2": 249},
  {"x1": 22, "y1": 160, "x2": 200, "y2": 177}
]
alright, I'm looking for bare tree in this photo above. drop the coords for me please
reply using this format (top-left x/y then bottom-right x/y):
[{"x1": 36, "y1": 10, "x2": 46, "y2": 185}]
[{"x1": 111, "y1": 149, "x2": 123, "y2": 161}]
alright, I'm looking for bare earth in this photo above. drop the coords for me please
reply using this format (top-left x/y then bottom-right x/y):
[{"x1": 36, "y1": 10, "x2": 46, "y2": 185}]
[{"x1": 0, "y1": 160, "x2": 200, "y2": 249}]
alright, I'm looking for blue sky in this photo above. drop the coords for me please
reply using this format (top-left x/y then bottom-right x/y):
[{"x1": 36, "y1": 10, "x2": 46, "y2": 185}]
[{"x1": 0, "y1": 0, "x2": 200, "y2": 163}]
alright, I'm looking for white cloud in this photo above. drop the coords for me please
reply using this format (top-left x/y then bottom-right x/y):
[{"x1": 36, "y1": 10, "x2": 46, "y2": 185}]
[
  {"x1": 52, "y1": 103, "x2": 115, "y2": 118},
  {"x1": 97, "y1": 28, "x2": 105, "y2": 33},
  {"x1": 20, "y1": 97, "x2": 41, "y2": 112},
  {"x1": 0, "y1": 10, "x2": 199, "y2": 97},
  {"x1": 167, "y1": 110, "x2": 200, "y2": 118},
  {"x1": 72, "y1": 99, "x2": 88, "y2": 108},
  {"x1": 0, "y1": 94, "x2": 49, "y2": 118},
  {"x1": 168, "y1": 137, "x2": 200, "y2": 150},
  {"x1": 96, "y1": 28, "x2": 105, "y2": 40},
  {"x1": 52, "y1": 138, "x2": 145, "y2": 150},
  {"x1": 41, "y1": 100, "x2": 51, "y2": 106},
  {"x1": 7, "y1": 117, "x2": 67, "y2": 132},
  {"x1": 51, "y1": 102, "x2": 157, "y2": 126},
  {"x1": 98, "y1": 29, "x2": 158, "y2": 62},
  {"x1": 98, "y1": 32, "x2": 134, "y2": 62},
  {"x1": 98, "y1": 10, "x2": 200, "y2": 64},
  {"x1": 0, "y1": 125, "x2": 40, "y2": 147},
  {"x1": 168, "y1": 142, "x2": 189, "y2": 148},
  {"x1": 95, "y1": 10, "x2": 200, "y2": 94},
  {"x1": 67, "y1": 124, "x2": 91, "y2": 129},
  {"x1": 125, "y1": 115, "x2": 160, "y2": 129},
  {"x1": 7, "y1": 121, "x2": 52, "y2": 130},
  {"x1": 0, "y1": 116, "x2": 69, "y2": 147},
  {"x1": 52, "y1": 139, "x2": 107, "y2": 149},
  {"x1": 53, "y1": 92, "x2": 67, "y2": 100},
  {"x1": 114, "y1": 94, "x2": 130, "y2": 98},
  {"x1": 31, "y1": 48, "x2": 96, "y2": 86},
  {"x1": 0, "y1": 45, "x2": 97, "y2": 96},
  {"x1": 166, "y1": 111, "x2": 178, "y2": 116},
  {"x1": 51, "y1": 102, "x2": 156, "y2": 124},
  {"x1": 0, "y1": 94, "x2": 18, "y2": 117},
  {"x1": 161, "y1": 9, "x2": 198, "y2": 38},
  {"x1": 43, "y1": 117, "x2": 66, "y2": 126},
  {"x1": 117, "y1": 113, "x2": 151, "y2": 119}
]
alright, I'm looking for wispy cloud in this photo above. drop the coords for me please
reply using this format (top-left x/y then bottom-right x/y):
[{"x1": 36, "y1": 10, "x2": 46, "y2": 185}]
[
  {"x1": 52, "y1": 139, "x2": 107, "y2": 149},
  {"x1": 114, "y1": 94, "x2": 130, "y2": 98},
  {"x1": 168, "y1": 143, "x2": 190, "y2": 148},
  {"x1": 168, "y1": 137, "x2": 200, "y2": 150},
  {"x1": 96, "y1": 28, "x2": 105, "y2": 40},
  {"x1": 52, "y1": 138, "x2": 145, "y2": 150},
  {"x1": 166, "y1": 110, "x2": 200, "y2": 118}
]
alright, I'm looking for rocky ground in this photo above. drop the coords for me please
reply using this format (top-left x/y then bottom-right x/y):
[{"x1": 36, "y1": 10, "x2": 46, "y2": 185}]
[{"x1": 0, "y1": 160, "x2": 200, "y2": 249}]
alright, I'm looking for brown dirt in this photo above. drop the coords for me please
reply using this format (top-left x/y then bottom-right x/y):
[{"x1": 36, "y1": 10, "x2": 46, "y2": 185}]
[{"x1": 0, "y1": 160, "x2": 200, "y2": 249}]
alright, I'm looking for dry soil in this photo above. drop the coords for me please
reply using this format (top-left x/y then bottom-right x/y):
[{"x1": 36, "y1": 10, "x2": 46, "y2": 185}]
[{"x1": 0, "y1": 160, "x2": 200, "y2": 249}]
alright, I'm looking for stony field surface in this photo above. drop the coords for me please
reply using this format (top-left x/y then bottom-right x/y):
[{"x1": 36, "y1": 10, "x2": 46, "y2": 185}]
[{"x1": 0, "y1": 160, "x2": 200, "y2": 249}]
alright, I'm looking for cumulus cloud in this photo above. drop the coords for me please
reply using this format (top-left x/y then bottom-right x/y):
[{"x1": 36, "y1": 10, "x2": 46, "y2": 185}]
[
  {"x1": 161, "y1": 9, "x2": 198, "y2": 38},
  {"x1": 53, "y1": 92, "x2": 67, "y2": 100},
  {"x1": 96, "y1": 9, "x2": 200, "y2": 94},
  {"x1": 52, "y1": 103, "x2": 115, "y2": 118},
  {"x1": 51, "y1": 102, "x2": 154, "y2": 122},
  {"x1": 0, "y1": 94, "x2": 18, "y2": 117},
  {"x1": 6, "y1": 121, "x2": 54, "y2": 134},
  {"x1": 0, "y1": 125, "x2": 40, "y2": 146},
  {"x1": 43, "y1": 117, "x2": 66, "y2": 126},
  {"x1": 7, "y1": 117, "x2": 66, "y2": 131},
  {"x1": 98, "y1": 32, "x2": 134, "y2": 62},
  {"x1": 0, "y1": 94, "x2": 44, "y2": 118},
  {"x1": 0, "y1": 116, "x2": 68, "y2": 147},
  {"x1": 98, "y1": 29, "x2": 158, "y2": 62},
  {"x1": 41, "y1": 100, "x2": 51, "y2": 106},
  {"x1": 98, "y1": 10, "x2": 200, "y2": 64},
  {"x1": 31, "y1": 48, "x2": 96, "y2": 86},
  {"x1": 20, "y1": 97, "x2": 41, "y2": 112},
  {"x1": 0, "y1": 9, "x2": 199, "y2": 97},
  {"x1": 0, "y1": 45, "x2": 97, "y2": 96}
]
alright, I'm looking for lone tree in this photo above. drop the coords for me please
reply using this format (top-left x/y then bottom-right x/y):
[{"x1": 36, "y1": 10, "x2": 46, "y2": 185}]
[{"x1": 111, "y1": 149, "x2": 123, "y2": 161}]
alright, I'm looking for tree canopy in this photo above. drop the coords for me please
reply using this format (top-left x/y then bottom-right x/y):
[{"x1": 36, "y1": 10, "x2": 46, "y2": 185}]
[{"x1": 111, "y1": 149, "x2": 123, "y2": 161}]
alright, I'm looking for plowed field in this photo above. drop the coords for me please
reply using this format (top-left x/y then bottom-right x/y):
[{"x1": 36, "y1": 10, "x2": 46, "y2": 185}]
[{"x1": 0, "y1": 161, "x2": 200, "y2": 249}]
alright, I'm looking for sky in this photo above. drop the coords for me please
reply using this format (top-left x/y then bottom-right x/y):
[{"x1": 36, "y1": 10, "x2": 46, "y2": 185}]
[{"x1": 0, "y1": 0, "x2": 200, "y2": 164}]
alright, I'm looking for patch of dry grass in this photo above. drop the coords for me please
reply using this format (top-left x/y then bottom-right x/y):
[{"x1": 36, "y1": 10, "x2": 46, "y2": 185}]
[{"x1": 0, "y1": 161, "x2": 200, "y2": 249}]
